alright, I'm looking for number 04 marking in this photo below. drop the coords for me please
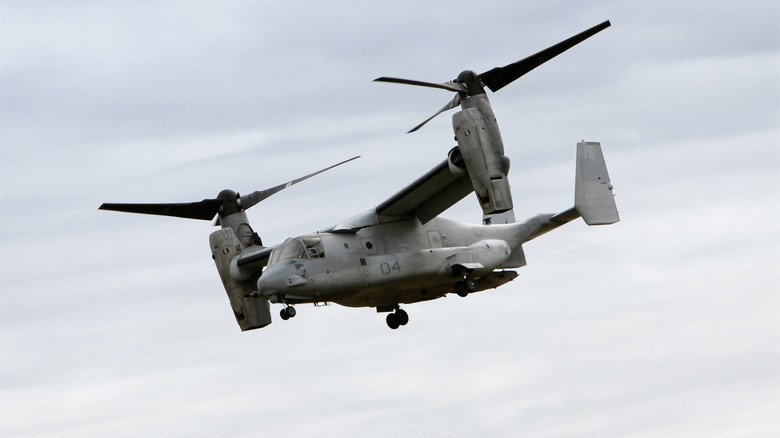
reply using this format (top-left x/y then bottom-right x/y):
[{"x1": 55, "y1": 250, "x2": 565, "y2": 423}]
[{"x1": 380, "y1": 261, "x2": 401, "y2": 275}]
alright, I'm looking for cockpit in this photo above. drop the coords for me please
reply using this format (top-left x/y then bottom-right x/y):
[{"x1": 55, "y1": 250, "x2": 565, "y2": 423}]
[{"x1": 267, "y1": 236, "x2": 325, "y2": 266}]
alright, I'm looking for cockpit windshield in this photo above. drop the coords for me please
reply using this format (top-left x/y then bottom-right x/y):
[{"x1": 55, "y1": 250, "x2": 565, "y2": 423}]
[{"x1": 268, "y1": 237, "x2": 325, "y2": 266}]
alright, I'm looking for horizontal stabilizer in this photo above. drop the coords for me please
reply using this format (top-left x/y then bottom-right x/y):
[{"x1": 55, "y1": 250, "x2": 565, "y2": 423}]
[{"x1": 575, "y1": 141, "x2": 619, "y2": 225}]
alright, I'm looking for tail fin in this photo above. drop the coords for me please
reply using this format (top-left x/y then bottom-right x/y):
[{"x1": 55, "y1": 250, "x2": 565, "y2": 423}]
[
  {"x1": 519, "y1": 141, "x2": 618, "y2": 243},
  {"x1": 575, "y1": 141, "x2": 619, "y2": 225}
]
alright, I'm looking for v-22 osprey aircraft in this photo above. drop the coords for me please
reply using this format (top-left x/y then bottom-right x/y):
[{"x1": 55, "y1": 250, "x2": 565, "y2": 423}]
[{"x1": 100, "y1": 21, "x2": 619, "y2": 330}]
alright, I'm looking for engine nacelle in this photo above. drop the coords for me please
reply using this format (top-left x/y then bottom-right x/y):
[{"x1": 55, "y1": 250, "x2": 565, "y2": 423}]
[
  {"x1": 210, "y1": 227, "x2": 272, "y2": 331},
  {"x1": 452, "y1": 94, "x2": 513, "y2": 215}
]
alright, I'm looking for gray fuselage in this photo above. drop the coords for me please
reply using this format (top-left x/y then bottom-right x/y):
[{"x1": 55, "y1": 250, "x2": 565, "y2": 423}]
[{"x1": 255, "y1": 214, "x2": 540, "y2": 309}]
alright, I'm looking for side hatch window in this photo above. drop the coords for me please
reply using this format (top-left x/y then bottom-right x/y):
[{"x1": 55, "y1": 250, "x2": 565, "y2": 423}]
[{"x1": 302, "y1": 237, "x2": 325, "y2": 259}]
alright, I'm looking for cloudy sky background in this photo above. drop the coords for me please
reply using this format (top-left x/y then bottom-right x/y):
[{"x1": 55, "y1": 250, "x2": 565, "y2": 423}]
[{"x1": 2, "y1": 1, "x2": 778, "y2": 437}]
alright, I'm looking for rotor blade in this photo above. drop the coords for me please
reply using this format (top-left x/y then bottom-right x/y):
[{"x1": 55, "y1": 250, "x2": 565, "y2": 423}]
[
  {"x1": 479, "y1": 20, "x2": 611, "y2": 93},
  {"x1": 240, "y1": 156, "x2": 360, "y2": 210},
  {"x1": 374, "y1": 77, "x2": 467, "y2": 94},
  {"x1": 408, "y1": 94, "x2": 461, "y2": 133},
  {"x1": 99, "y1": 199, "x2": 223, "y2": 220}
]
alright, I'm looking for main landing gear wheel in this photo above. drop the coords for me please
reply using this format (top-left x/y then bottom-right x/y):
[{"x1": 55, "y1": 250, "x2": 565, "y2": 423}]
[
  {"x1": 280, "y1": 306, "x2": 296, "y2": 321},
  {"x1": 455, "y1": 277, "x2": 477, "y2": 297},
  {"x1": 396, "y1": 309, "x2": 409, "y2": 325},
  {"x1": 386, "y1": 308, "x2": 409, "y2": 329}
]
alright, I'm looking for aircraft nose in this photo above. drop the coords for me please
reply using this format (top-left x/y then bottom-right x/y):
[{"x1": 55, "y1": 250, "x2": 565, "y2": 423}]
[
  {"x1": 256, "y1": 266, "x2": 285, "y2": 295},
  {"x1": 256, "y1": 262, "x2": 307, "y2": 296}
]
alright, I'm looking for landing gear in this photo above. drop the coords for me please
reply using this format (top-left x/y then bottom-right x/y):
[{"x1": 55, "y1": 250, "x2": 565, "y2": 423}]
[
  {"x1": 455, "y1": 276, "x2": 477, "y2": 297},
  {"x1": 280, "y1": 306, "x2": 296, "y2": 321},
  {"x1": 385, "y1": 308, "x2": 409, "y2": 330},
  {"x1": 386, "y1": 313, "x2": 399, "y2": 329}
]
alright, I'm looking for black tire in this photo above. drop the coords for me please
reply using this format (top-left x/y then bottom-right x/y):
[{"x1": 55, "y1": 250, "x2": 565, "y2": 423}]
[
  {"x1": 285, "y1": 306, "x2": 296, "y2": 318},
  {"x1": 455, "y1": 282, "x2": 469, "y2": 297},
  {"x1": 464, "y1": 277, "x2": 477, "y2": 293},
  {"x1": 386, "y1": 313, "x2": 400, "y2": 329},
  {"x1": 280, "y1": 308, "x2": 290, "y2": 321},
  {"x1": 396, "y1": 309, "x2": 409, "y2": 326}
]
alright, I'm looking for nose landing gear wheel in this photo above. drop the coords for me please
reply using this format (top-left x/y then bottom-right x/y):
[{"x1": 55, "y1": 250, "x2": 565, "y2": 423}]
[
  {"x1": 386, "y1": 308, "x2": 409, "y2": 329},
  {"x1": 280, "y1": 306, "x2": 296, "y2": 321},
  {"x1": 386, "y1": 313, "x2": 400, "y2": 329},
  {"x1": 395, "y1": 309, "x2": 409, "y2": 326}
]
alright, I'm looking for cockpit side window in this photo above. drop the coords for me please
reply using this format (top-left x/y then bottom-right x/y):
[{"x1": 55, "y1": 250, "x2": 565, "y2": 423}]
[{"x1": 302, "y1": 237, "x2": 325, "y2": 259}]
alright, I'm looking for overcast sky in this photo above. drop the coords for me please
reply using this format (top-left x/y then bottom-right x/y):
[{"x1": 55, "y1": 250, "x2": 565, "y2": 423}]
[{"x1": 2, "y1": 1, "x2": 778, "y2": 437}]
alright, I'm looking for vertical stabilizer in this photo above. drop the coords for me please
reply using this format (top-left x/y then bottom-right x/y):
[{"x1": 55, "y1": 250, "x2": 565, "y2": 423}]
[{"x1": 575, "y1": 141, "x2": 619, "y2": 225}]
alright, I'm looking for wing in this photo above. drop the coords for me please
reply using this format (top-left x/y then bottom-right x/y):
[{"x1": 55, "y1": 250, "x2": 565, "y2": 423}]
[{"x1": 375, "y1": 159, "x2": 473, "y2": 224}]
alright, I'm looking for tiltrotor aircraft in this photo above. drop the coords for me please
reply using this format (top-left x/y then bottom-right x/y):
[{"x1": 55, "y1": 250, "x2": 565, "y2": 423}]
[{"x1": 100, "y1": 21, "x2": 619, "y2": 330}]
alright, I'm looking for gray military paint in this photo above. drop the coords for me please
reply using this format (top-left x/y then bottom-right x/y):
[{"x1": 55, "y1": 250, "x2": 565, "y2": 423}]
[
  {"x1": 100, "y1": 22, "x2": 619, "y2": 330},
  {"x1": 213, "y1": 139, "x2": 617, "y2": 330}
]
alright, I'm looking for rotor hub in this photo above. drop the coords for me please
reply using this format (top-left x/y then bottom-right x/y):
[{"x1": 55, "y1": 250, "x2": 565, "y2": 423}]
[
  {"x1": 217, "y1": 189, "x2": 242, "y2": 217},
  {"x1": 456, "y1": 70, "x2": 485, "y2": 96}
]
